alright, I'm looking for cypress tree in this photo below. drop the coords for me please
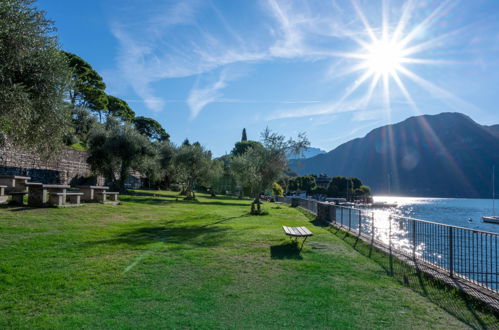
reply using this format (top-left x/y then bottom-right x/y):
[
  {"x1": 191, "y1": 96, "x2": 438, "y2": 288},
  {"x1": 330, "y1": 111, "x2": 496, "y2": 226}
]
[{"x1": 241, "y1": 128, "x2": 248, "y2": 142}]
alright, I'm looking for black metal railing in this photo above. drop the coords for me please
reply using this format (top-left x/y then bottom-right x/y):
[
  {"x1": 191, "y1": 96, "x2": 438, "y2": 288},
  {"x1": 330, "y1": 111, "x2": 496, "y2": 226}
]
[{"x1": 276, "y1": 197, "x2": 498, "y2": 294}]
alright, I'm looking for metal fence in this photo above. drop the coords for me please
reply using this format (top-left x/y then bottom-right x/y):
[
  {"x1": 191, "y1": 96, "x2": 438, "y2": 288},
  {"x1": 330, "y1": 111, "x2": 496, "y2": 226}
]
[{"x1": 276, "y1": 197, "x2": 499, "y2": 294}]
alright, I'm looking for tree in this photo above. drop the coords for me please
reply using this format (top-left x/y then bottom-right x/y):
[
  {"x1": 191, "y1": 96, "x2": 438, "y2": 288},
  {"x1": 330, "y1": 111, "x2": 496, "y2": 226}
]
[
  {"x1": 107, "y1": 95, "x2": 135, "y2": 122},
  {"x1": 286, "y1": 175, "x2": 316, "y2": 194},
  {"x1": 326, "y1": 176, "x2": 351, "y2": 199},
  {"x1": 231, "y1": 140, "x2": 263, "y2": 156},
  {"x1": 174, "y1": 143, "x2": 214, "y2": 200},
  {"x1": 159, "y1": 141, "x2": 177, "y2": 188},
  {"x1": 62, "y1": 51, "x2": 108, "y2": 122},
  {"x1": 66, "y1": 106, "x2": 99, "y2": 146},
  {"x1": 133, "y1": 116, "x2": 169, "y2": 142},
  {"x1": 0, "y1": 0, "x2": 71, "y2": 155},
  {"x1": 272, "y1": 182, "x2": 284, "y2": 197},
  {"x1": 231, "y1": 128, "x2": 309, "y2": 214},
  {"x1": 241, "y1": 128, "x2": 247, "y2": 142},
  {"x1": 87, "y1": 119, "x2": 155, "y2": 191},
  {"x1": 326, "y1": 176, "x2": 370, "y2": 200}
]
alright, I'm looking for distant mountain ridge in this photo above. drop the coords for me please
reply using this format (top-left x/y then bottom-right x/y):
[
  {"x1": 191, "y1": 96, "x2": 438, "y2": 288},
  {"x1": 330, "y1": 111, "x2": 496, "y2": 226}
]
[
  {"x1": 288, "y1": 147, "x2": 326, "y2": 160},
  {"x1": 290, "y1": 112, "x2": 499, "y2": 198}
]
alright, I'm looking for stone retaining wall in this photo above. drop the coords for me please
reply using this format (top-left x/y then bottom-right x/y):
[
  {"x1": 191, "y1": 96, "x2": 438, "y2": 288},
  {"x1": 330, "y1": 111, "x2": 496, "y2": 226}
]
[{"x1": 0, "y1": 142, "x2": 101, "y2": 185}]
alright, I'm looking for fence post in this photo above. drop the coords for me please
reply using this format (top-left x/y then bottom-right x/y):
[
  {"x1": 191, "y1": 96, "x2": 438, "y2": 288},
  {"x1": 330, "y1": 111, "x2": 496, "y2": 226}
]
[
  {"x1": 358, "y1": 209, "x2": 362, "y2": 235},
  {"x1": 449, "y1": 226, "x2": 454, "y2": 278},
  {"x1": 371, "y1": 212, "x2": 375, "y2": 243},
  {"x1": 389, "y1": 215, "x2": 393, "y2": 275},
  {"x1": 348, "y1": 208, "x2": 352, "y2": 230},
  {"x1": 412, "y1": 220, "x2": 416, "y2": 260}
]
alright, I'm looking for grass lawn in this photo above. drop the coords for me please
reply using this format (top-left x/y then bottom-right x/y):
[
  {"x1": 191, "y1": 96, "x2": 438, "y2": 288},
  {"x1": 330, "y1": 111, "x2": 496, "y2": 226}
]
[{"x1": 0, "y1": 191, "x2": 497, "y2": 328}]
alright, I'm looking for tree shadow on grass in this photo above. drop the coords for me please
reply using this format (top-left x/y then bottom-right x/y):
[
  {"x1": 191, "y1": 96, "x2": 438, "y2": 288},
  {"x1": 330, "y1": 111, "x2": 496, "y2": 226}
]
[
  {"x1": 270, "y1": 242, "x2": 303, "y2": 260},
  {"x1": 83, "y1": 215, "x2": 249, "y2": 248},
  {"x1": 120, "y1": 195, "x2": 250, "y2": 208}
]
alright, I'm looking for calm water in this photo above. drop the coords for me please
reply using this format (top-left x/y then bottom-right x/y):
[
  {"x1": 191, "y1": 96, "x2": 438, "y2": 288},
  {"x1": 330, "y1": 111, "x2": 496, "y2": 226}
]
[{"x1": 373, "y1": 196, "x2": 499, "y2": 234}]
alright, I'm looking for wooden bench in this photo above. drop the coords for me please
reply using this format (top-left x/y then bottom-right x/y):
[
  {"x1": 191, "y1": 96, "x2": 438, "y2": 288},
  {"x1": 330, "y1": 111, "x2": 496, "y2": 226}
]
[
  {"x1": 8, "y1": 192, "x2": 28, "y2": 205},
  {"x1": 96, "y1": 191, "x2": 119, "y2": 204},
  {"x1": 283, "y1": 226, "x2": 313, "y2": 251},
  {"x1": 49, "y1": 192, "x2": 84, "y2": 207}
]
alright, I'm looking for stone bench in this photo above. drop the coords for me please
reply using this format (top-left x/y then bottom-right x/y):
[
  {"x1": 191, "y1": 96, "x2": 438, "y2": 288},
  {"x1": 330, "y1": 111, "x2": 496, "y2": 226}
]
[
  {"x1": 0, "y1": 185, "x2": 7, "y2": 204},
  {"x1": 75, "y1": 186, "x2": 109, "y2": 202},
  {"x1": 96, "y1": 191, "x2": 119, "y2": 204},
  {"x1": 49, "y1": 192, "x2": 84, "y2": 207},
  {"x1": 8, "y1": 192, "x2": 28, "y2": 205}
]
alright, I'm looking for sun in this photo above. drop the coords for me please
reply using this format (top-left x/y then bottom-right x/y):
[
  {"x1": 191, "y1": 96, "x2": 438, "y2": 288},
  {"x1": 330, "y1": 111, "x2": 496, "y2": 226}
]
[{"x1": 363, "y1": 39, "x2": 405, "y2": 75}]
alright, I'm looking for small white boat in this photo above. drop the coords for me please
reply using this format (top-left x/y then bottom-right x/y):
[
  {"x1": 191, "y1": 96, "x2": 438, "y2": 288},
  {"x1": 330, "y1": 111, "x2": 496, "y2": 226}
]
[{"x1": 482, "y1": 216, "x2": 499, "y2": 224}]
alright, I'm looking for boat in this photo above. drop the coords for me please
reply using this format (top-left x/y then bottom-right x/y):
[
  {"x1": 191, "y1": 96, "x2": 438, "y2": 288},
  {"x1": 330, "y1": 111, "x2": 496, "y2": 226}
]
[
  {"x1": 482, "y1": 216, "x2": 499, "y2": 224},
  {"x1": 482, "y1": 165, "x2": 498, "y2": 224},
  {"x1": 371, "y1": 201, "x2": 398, "y2": 208}
]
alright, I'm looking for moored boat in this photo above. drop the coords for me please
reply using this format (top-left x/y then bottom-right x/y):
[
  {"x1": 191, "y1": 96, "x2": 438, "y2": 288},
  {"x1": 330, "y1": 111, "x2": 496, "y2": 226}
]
[{"x1": 482, "y1": 216, "x2": 499, "y2": 224}]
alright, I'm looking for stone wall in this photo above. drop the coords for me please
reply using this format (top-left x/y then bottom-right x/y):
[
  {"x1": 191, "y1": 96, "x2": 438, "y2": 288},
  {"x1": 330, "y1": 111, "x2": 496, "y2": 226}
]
[
  {"x1": 0, "y1": 142, "x2": 101, "y2": 185},
  {"x1": 0, "y1": 142, "x2": 145, "y2": 188}
]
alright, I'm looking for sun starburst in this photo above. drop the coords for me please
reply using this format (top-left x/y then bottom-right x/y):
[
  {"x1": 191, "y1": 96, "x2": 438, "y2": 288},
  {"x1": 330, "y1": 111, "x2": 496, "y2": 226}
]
[{"x1": 330, "y1": 0, "x2": 474, "y2": 117}]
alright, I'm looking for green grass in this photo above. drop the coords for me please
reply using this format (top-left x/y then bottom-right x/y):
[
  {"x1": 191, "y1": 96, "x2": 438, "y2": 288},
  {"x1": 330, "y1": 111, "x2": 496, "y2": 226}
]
[
  {"x1": 68, "y1": 142, "x2": 87, "y2": 151},
  {"x1": 0, "y1": 191, "x2": 496, "y2": 328}
]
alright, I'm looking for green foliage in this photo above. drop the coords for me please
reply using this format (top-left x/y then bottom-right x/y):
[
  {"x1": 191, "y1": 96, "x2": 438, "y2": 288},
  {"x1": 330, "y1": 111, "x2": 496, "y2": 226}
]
[
  {"x1": 326, "y1": 176, "x2": 371, "y2": 199},
  {"x1": 231, "y1": 140, "x2": 263, "y2": 156},
  {"x1": 174, "y1": 143, "x2": 214, "y2": 199},
  {"x1": 241, "y1": 128, "x2": 247, "y2": 142},
  {"x1": 272, "y1": 182, "x2": 284, "y2": 197},
  {"x1": 0, "y1": 0, "x2": 72, "y2": 155},
  {"x1": 158, "y1": 141, "x2": 177, "y2": 188},
  {"x1": 310, "y1": 186, "x2": 327, "y2": 196},
  {"x1": 87, "y1": 119, "x2": 155, "y2": 191},
  {"x1": 66, "y1": 106, "x2": 99, "y2": 146},
  {"x1": 62, "y1": 51, "x2": 108, "y2": 121},
  {"x1": 231, "y1": 128, "x2": 309, "y2": 213},
  {"x1": 107, "y1": 95, "x2": 135, "y2": 122},
  {"x1": 288, "y1": 175, "x2": 317, "y2": 193},
  {"x1": 133, "y1": 116, "x2": 169, "y2": 142}
]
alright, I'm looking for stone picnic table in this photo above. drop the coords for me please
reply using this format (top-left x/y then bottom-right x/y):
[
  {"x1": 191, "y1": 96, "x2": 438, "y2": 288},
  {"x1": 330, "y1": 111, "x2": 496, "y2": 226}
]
[
  {"x1": 27, "y1": 184, "x2": 80, "y2": 207},
  {"x1": 0, "y1": 175, "x2": 31, "y2": 192},
  {"x1": 0, "y1": 175, "x2": 31, "y2": 204},
  {"x1": 75, "y1": 186, "x2": 109, "y2": 202}
]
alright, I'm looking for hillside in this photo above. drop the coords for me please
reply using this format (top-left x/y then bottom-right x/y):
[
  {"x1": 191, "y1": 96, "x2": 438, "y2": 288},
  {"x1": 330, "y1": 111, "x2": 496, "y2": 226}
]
[{"x1": 290, "y1": 113, "x2": 499, "y2": 197}]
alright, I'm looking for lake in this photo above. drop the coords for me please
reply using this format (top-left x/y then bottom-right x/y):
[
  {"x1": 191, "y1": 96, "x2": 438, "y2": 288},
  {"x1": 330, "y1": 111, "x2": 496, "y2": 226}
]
[{"x1": 373, "y1": 196, "x2": 499, "y2": 234}]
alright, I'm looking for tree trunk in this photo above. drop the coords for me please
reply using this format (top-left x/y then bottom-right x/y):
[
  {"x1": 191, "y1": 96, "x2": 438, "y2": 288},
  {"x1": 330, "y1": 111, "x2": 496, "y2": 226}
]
[{"x1": 251, "y1": 194, "x2": 262, "y2": 215}]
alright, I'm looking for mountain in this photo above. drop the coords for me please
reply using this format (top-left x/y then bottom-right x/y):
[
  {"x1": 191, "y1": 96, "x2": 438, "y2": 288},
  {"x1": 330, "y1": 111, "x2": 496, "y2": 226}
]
[
  {"x1": 288, "y1": 147, "x2": 326, "y2": 160},
  {"x1": 290, "y1": 113, "x2": 499, "y2": 198}
]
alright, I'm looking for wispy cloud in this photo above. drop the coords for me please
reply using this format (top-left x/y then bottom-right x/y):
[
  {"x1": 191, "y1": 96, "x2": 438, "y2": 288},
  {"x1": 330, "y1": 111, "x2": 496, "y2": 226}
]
[
  {"x1": 108, "y1": 0, "x2": 358, "y2": 114},
  {"x1": 187, "y1": 70, "x2": 229, "y2": 119}
]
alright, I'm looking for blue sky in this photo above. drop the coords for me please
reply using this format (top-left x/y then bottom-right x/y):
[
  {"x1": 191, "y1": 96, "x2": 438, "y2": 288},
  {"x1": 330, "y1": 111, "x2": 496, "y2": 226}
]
[{"x1": 38, "y1": 0, "x2": 499, "y2": 156}]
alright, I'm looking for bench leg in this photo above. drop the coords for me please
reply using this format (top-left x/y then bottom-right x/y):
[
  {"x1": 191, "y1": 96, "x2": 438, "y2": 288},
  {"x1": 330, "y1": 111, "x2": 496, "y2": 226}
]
[
  {"x1": 49, "y1": 194, "x2": 64, "y2": 207},
  {"x1": 68, "y1": 195, "x2": 81, "y2": 206},
  {"x1": 299, "y1": 236, "x2": 309, "y2": 252}
]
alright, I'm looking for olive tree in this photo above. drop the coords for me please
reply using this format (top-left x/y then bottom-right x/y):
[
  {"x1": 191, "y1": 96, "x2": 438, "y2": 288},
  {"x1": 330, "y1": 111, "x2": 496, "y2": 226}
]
[
  {"x1": 0, "y1": 0, "x2": 71, "y2": 155},
  {"x1": 174, "y1": 143, "x2": 214, "y2": 200},
  {"x1": 87, "y1": 119, "x2": 154, "y2": 191},
  {"x1": 231, "y1": 128, "x2": 309, "y2": 214}
]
